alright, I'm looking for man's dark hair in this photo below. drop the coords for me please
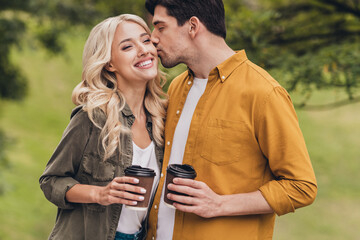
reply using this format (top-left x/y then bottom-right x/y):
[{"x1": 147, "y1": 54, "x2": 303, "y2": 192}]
[{"x1": 145, "y1": 0, "x2": 226, "y2": 39}]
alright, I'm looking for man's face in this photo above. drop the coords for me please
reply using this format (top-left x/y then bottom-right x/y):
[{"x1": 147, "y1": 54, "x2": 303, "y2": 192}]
[{"x1": 151, "y1": 5, "x2": 189, "y2": 68}]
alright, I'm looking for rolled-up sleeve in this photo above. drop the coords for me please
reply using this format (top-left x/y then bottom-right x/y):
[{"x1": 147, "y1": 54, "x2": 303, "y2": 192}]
[
  {"x1": 257, "y1": 87, "x2": 317, "y2": 216},
  {"x1": 39, "y1": 109, "x2": 92, "y2": 209}
]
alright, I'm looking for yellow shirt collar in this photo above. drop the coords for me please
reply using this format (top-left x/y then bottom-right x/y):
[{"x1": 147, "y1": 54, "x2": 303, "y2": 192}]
[
  {"x1": 217, "y1": 50, "x2": 248, "y2": 82},
  {"x1": 187, "y1": 50, "x2": 248, "y2": 82}
]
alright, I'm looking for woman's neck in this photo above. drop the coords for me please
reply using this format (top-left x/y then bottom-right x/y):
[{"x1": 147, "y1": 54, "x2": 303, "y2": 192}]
[{"x1": 118, "y1": 85, "x2": 147, "y2": 119}]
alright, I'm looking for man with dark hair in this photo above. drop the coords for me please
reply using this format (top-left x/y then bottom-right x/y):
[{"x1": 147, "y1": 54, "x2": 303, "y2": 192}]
[
  {"x1": 145, "y1": 0, "x2": 226, "y2": 39},
  {"x1": 145, "y1": 0, "x2": 317, "y2": 239}
]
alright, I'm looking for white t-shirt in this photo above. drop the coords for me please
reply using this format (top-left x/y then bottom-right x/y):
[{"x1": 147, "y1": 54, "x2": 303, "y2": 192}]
[
  {"x1": 116, "y1": 141, "x2": 160, "y2": 234},
  {"x1": 156, "y1": 77, "x2": 208, "y2": 240}
]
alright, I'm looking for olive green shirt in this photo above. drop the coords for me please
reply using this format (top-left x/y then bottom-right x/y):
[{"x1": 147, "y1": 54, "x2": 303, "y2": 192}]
[{"x1": 40, "y1": 104, "x2": 163, "y2": 240}]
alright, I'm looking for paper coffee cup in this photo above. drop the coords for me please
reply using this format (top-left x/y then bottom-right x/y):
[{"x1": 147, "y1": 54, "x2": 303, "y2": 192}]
[
  {"x1": 124, "y1": 165, "x2": 156, "y2": 211},
  {"x1": 164, "y1": 164, "x2": 197, "y2": 208}
]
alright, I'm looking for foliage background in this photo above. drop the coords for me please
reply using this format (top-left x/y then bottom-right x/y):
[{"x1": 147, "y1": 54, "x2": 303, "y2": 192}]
[{"x1": 0, "y1": 0, "x2": 359, "y2": 239}]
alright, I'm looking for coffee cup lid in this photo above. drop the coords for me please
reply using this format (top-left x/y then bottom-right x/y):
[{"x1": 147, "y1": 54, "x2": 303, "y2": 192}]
[
  {"x1": 166, "y1": 164, "x2": 197, "y2": 179},
  {"x1": 125, "y1": 165, "x2": 156, "y2": 177}
]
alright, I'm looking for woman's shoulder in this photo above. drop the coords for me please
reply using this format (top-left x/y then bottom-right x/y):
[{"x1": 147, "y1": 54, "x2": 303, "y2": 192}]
[
  {"x1": 69, "y1": 105, "x2": 92, "y2": 125},
  {"x1": 70, "y1": 105, "x2": 84, "y2": 119},
  {"x1": 70, "y1": 105, "x2": 108, "y2": 131},
  {"x1": 64, "y1": 106, "x2": 92, "y2": 133},
  {"x1": 70, "y1": 105, "x2": 106, "y2": 120}
]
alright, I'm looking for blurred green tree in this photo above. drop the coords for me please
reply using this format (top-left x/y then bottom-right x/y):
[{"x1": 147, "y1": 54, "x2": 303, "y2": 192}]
[
  {"x1": 1, "y1": 0, "x2": 359, "y2": 172},
  {"x1": 0, "y1": 0, "x2": 146, "y2": 192},
  {"x1": 225, "y1": 0, "x2": 360, "y2": 109},
  {"x1": 0, "y1": 0, "x2": 146, "y2": 103}
]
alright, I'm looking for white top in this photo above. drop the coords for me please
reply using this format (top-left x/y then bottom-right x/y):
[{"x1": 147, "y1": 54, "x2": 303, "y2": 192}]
[
  {"x1": 116, "y1": 141, "x2": 160, "y2": 234},
  {"x1": 156, "y1": 77, "x2": 208, "y2": 240}
]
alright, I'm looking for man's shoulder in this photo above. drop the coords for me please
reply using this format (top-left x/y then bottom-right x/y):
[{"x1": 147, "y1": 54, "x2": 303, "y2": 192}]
[
  {"x1": 242, "y1": 60, "x2": 280, "y2": 89},
  {"x1": 224, "y1": 58, "x2": 287, "y2": 100},
  {"x1": 172, "y1": 70, "x2": 189, "y2": 85},
  {"x1": 168, "y1": 70, "x2": 190, "y2": 95}
]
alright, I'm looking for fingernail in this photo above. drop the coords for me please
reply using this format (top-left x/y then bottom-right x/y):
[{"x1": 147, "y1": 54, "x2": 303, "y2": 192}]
[
  {"x1": 133, "y1": 178, "x2": 139, "y2": 183},
  {"x1": 138, "y1": 196, "x2": 144, "y2": 200},
  {"x1": 132, "y1": 201, "x2": 137, "y2": 205},
  {"x1": 140, "y1": 188, "x2": 146, "y2": 193}
]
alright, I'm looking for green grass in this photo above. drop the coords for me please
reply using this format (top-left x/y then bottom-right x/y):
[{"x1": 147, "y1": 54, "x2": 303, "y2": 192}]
[
  {"x1": 0, "y1": 32, "x2": 359, "y2": 239},
  {"x1": 0, "y1": 32, "x2": 86, "y2": 240},
  {"x1": 274, "y1": 95, "x2": 360, "y2": 240}
]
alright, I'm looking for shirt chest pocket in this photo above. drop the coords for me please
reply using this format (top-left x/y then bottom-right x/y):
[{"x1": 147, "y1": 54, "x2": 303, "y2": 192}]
[
  {"x1": 79, "y1": 154, "x2": 117, "y2": 212},
  {"x1": 200, "y1": 118, "x2": 250, "y2": 165},
  {"x1": 81, "y1": 154, "x2": 116, "y2": 183}
]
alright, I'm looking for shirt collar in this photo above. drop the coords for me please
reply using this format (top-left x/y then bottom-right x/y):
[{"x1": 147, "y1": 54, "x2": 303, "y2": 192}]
[
  {"x1": 217, "y1": 50, "x2": 248, "y2": 82},
  {"x1": 121, "y1": 102, "x2": 133, "y2": 117},
  {"x1": 208, "y1": 50, "x2": 248, "y2": 82},
  {"x1": 186, "y1": 50, "x2": 248, "y2": 82},
  {"x1": 121, "y1": 101, "x2": 152, "y2": 125}
]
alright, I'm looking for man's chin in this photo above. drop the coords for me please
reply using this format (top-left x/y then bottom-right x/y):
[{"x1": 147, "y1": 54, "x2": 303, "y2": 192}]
[{"x1": 160, "y1": 58, "x2": 179, "y2": 68}]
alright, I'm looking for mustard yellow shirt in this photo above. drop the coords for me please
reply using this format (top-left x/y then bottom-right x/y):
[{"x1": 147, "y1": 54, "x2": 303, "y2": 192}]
[{"x1": 147, "y1": 50, "x2": 317, "y2": 240}]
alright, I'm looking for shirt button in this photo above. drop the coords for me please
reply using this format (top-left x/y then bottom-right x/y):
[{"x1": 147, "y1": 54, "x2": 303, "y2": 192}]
[
  {"x1": 167, "y1": 141, "x2": 171, "y2": 146},
  {"x1": 221, "y1": 76, "x2": 225, "y2": 80},
  {"x1": 161, "y1": 173, "x2": 164, "y2": 178},
  {"x1": 152, "y1": 237, "x2": 155, "y2": 240},
  {"x1": 187, "y1": 81, "x2": 192, "y2": 85},
  {"x1": 154, "y1": 205, "x2": 158, "y2": 209},
  {"x1": 176, "y1": 110, "x2": 180, "y2": 115}
]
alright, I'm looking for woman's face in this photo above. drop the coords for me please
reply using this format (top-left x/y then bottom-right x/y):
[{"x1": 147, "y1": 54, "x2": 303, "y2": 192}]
[{"x1": 108, "y1": 21, "x2": 158, "y2": 88}]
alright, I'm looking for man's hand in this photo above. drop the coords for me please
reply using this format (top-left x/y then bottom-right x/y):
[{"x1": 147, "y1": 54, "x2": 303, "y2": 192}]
[
  {"x1": 166, "y1": 178, "x2": 274, "y2": 217},
  {"x1": 166, "y1": 178, "x2": 223, "y2": 218}
]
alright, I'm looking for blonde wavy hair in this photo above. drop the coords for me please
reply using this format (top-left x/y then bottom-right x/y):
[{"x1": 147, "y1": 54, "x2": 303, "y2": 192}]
[{"x1": 72, "y1": 14, "x2": 167, "y2": 161}]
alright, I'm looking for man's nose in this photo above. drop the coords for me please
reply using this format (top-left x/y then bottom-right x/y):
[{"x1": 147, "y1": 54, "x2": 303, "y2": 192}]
[{"x1": 151, "y1": 33, "x2": 159, "y2": 46}]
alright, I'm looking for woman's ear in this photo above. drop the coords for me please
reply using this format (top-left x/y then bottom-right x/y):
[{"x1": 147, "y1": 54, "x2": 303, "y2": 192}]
[{"x1": 105, "y1": 62, "x2": 115, "y2": 72}]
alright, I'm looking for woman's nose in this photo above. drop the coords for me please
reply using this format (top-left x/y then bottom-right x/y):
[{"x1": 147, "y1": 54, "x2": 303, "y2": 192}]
[{"x1": 137, "y1": 44, "x2": 149, "y2": 57}]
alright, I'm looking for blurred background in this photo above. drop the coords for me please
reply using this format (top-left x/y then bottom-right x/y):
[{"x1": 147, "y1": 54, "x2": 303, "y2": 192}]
[{"x1": 0, "y1": 0, "x2": 359, "y2": 239}]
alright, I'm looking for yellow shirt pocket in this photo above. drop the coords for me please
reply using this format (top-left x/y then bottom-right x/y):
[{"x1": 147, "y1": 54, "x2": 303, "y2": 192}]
[{"x1": 200, "y1": 118, "x2": 250, "y2": 165}]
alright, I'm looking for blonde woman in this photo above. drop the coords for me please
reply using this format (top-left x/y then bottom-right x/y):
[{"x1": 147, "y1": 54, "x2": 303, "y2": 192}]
[{"x1": 39, "y1": 14, "x2": 167, "y2": 240}]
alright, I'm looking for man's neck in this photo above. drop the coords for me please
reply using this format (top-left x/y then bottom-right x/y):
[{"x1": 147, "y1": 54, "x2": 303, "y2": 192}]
[{"x1": 188, "y1": 36, "x2": 235, "y2": 79}]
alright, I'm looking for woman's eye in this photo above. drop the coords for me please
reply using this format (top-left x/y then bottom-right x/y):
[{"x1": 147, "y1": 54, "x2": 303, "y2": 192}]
[
  {"x1": 144, "y1": 38, "x2": 151, "y2": 43},
  {"x1": 122, "y1": 45, "x2": 132, "y2": 50}
]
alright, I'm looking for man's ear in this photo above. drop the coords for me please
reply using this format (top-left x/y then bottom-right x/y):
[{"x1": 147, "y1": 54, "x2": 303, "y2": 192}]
[{"x1": 188, "y1": 16, "x2": 200, "y2": 38}]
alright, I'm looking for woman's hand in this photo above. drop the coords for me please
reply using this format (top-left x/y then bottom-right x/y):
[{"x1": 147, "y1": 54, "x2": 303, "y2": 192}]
[
  {"x1": 96, "y1": 177, "x2": 147, "y2": 206},
  {"x1": 65, "y1": 177, "x2": 146, "y2": 206}
]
